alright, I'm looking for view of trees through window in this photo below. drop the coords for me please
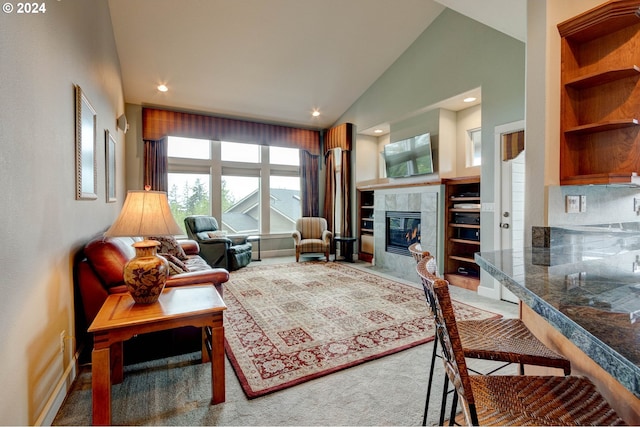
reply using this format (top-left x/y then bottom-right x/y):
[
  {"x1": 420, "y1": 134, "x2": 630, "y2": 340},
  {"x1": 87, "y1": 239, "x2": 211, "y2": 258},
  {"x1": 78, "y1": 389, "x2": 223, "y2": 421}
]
[{"x1": 168, "y1": 173, "x2": 238, "y2": 235}]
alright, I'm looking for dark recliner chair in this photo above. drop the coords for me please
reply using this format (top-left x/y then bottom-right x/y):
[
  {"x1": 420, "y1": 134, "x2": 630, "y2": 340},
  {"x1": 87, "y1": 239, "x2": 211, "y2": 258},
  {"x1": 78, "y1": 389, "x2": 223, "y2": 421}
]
[{"x1": 184, "y1": 215, "x2": 252, "y2": 271}]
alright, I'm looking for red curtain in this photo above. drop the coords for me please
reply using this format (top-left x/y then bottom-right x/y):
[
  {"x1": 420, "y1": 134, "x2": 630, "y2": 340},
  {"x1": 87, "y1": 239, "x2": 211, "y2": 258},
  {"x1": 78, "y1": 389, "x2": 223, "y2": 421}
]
[
  {"x1": 300, "y1": 150, "x2": 320, "y2": 217},
  {"x1": 144, "y1": 137, "x2": 168, "y2": 192}
]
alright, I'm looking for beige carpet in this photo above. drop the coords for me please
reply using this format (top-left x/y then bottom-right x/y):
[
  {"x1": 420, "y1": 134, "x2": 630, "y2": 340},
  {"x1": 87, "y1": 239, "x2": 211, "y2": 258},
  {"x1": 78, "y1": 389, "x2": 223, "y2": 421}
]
[{"x1": 224, "y1": 261, "x2": 500, "y2": 398}]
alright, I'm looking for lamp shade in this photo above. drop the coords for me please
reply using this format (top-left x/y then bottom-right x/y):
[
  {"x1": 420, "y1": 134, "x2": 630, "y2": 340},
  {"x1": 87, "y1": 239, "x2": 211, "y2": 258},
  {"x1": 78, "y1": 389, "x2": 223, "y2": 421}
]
[{"x1": 104, "y1": 190, "x2": 183, "y2": 237}]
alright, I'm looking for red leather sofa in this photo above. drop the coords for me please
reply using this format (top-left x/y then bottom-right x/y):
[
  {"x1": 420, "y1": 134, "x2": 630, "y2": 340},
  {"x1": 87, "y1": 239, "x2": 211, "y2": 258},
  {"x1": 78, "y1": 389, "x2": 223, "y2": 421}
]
[{"x1": 76, "y1": 235, "x2": 229, "y2": 362}]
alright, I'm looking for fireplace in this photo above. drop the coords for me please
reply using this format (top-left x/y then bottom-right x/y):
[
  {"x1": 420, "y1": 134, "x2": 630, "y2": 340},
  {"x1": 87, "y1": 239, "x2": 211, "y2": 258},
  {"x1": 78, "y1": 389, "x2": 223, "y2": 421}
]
[{"x1": 385, "y1": 211, "x2": 421, "y2": 256}]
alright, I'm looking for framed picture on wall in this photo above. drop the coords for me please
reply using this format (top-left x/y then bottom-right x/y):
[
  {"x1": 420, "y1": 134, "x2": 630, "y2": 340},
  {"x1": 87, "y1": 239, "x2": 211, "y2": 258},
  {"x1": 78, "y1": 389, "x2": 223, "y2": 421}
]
[
  {"x1": 105, "y1": 129, "x2": 116, "y2": 202},
  {"x1": 75, "y1": 85, "x2": 97, "y2": 200}
]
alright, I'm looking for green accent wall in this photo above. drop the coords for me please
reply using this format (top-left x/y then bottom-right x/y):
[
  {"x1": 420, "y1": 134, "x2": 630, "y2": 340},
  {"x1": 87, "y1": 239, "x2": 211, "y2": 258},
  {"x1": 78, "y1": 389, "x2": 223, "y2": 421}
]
[{"x1": 337, "y1": 8, "x2": 525, "y2": 252}]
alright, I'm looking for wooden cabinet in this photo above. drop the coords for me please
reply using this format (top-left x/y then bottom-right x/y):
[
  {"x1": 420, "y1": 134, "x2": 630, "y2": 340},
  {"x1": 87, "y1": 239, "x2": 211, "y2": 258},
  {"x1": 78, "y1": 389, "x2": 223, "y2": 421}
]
[
  {"x1": 558, "y1": 0, "x2": 640, "y2": 185},
  {"x1": 358, "y1": 190, "x2": 374, "y2": 262},
  {"x1": 443, "y1": 177, "x2": 480, "y2": 291}
]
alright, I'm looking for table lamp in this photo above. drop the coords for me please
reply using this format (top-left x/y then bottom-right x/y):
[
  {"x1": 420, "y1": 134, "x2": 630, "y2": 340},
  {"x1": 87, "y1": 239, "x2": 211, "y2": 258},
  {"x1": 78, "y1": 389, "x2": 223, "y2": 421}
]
[{"x1": 104, "y1": 188, "x2": 183, "y2": 304}]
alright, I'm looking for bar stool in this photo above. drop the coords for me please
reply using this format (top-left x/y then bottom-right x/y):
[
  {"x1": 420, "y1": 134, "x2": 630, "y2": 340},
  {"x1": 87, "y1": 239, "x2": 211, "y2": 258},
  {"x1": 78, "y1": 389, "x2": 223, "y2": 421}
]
[
  {"x1": 408, "y1": 246, "x2": 571, "y2": 426},
  {"x1": 416, "y1": 257, "x2": 624, "y2": 426}
]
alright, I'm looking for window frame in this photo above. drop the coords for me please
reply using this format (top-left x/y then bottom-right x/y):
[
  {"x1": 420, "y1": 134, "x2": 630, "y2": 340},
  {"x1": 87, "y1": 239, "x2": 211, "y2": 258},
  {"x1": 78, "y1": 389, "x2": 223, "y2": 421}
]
[
  {"x1": 467, "y1": 127, "x2": 482, "y2": 167},
  {"x1": 167, "y1": 137, "x2": 301, "y2": 237}
]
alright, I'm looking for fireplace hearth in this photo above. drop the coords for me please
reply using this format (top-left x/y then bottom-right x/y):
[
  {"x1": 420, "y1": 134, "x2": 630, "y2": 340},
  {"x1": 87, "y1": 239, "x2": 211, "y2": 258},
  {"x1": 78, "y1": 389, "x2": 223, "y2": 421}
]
[{"x1": 385, "y1": 211, "x2": 421, "y2": 256}]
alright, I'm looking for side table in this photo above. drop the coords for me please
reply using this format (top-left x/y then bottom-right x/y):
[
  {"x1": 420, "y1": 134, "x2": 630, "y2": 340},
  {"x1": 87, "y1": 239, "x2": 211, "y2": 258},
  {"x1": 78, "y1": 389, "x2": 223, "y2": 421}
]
[
  {"x1": 88, "y1": 285, "x2": 227, "y2": 425},
  {"x1": 334, "y1": 236, "x2": 357, "y2": 262},
  {"x1": 247, "y1": 235, "x2": 261, "y2": 261}
]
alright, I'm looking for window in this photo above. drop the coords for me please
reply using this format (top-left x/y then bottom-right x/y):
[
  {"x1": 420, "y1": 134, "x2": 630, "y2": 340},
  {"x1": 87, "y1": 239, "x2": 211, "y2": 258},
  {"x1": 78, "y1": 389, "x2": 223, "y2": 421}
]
[
  {"x1": 270, "y1": 175, "x2": 300, "y2": 233},
  {"x1": 270, "y1": 146, "x2": 299, "y2": 166},
  {"x1": 468, "y1": 128, "x2": 482, "y2": 166},
  {"x1": 221, "y1": 140, "x2": 259, "y2": 163},
  {"x1": 167, "y1": 137, "x2": 301, "y2": 236},
  {"x1": 221, "y1": 175, "x2": 259, "y2": 234},
  {"x1": 167, "y1": 136, "x2": 210, "y2": 160},
  {"x1": 167, "y1": 173, "x2": 211, "y2": 235}
]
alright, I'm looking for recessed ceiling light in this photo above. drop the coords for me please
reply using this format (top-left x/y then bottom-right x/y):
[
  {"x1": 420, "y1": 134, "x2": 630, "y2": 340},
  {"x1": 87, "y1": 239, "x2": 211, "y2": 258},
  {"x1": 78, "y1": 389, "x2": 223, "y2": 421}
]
[
  {"x1": 157, "y1": 84, "x2": 168, "y2": 92},
  {"x1": 311, "y1": 110, "x2": 320, "y2": 117},
  {"x1": 463, "y1": 97, "x2": 476, "y2": 103},
  {"x1": 374, "y1": 129, "x2": 383, "y2": 134}
]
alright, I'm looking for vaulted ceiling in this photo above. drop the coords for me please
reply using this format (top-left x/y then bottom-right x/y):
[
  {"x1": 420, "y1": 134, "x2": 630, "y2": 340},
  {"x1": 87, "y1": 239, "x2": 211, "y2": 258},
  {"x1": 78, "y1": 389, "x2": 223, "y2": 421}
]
[{"x1": 108, "y1": 0, "x2": 526, "y2": 130}]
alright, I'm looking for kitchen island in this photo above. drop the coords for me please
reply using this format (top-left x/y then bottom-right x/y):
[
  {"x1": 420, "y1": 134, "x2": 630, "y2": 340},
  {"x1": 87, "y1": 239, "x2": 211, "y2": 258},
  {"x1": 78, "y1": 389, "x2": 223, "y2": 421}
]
[{"x1": 476, "y1": 226, "x2": 640, "y2": 423}]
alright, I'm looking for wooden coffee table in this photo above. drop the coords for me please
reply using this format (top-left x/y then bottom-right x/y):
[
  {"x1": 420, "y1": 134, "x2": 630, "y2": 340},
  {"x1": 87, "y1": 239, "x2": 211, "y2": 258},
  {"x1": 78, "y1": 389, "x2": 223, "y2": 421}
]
[{"x1": 88, "y1": 285, "x2": 227, "y2": 425}]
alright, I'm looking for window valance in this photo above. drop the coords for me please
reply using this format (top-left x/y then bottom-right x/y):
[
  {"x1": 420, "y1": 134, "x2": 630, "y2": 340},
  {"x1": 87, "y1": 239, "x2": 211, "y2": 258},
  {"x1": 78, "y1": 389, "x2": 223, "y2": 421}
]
[
  {"x1": 142, "y1": 107, "x2": 321, "y2": 156},
  {"x1": 324, "y1": 123, "x2": 353, "y2": 153}
]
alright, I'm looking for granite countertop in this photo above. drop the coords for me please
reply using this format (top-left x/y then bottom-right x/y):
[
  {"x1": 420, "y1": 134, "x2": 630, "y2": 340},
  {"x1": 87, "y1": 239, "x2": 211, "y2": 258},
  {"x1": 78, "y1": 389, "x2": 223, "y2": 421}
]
[{"x1": 476, "y1": 225, "x2": 640, "y2": 398}]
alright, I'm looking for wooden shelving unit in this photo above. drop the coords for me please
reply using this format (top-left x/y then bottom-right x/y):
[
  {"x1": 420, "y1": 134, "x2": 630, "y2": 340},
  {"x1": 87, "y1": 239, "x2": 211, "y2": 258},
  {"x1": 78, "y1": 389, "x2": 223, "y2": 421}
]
[
  {"x1": 443, "y1": 176, "x2": 480, "y2": 291},
  {"x1": 558, "y1": 0, "x2": 640, "y2": 185},
  {"x1": 358, "y1": 190, "x2": 374, "y2": 262}
]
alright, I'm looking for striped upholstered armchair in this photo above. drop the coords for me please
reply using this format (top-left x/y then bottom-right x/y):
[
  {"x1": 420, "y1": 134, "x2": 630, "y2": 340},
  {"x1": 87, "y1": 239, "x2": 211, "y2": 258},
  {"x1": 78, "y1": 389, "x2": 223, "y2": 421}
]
[{"x1": 292, "y1": 217, "x2": 333, "y2": 262}]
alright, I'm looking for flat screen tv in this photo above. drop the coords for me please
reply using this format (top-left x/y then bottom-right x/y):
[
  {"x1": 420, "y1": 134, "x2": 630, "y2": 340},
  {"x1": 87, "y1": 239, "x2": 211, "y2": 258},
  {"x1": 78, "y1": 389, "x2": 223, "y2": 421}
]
[{"x1": 384, "y1": 132, "x2": 434, "y2": 178}]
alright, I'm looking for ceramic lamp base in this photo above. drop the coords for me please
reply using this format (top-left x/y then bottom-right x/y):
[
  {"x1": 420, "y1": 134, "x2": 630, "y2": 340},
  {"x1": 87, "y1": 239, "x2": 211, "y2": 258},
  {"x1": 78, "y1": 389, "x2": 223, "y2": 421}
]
[{"x1": 123, "y1": 240, "x2": 169, "y2": 304}]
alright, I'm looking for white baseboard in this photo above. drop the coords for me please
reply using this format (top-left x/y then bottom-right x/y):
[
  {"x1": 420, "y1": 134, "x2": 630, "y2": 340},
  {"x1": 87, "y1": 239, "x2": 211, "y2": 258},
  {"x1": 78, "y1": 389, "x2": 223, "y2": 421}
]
[
  {"x1": 477, "y1": 273, "x2": 501, "y2": 300},
  {"x1": 35, "y1": 352, "x2": 79, "y2": 426},
  {"x1": 477, "y1": 284, "x2": 499, "y2": 300},
  {"x1": 260, "y1": 248, "x2": 295, "y2": 258}
]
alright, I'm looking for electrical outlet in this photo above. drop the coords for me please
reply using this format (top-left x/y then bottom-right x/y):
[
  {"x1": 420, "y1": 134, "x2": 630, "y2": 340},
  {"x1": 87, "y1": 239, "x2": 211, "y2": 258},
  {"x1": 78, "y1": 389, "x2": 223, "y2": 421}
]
[
  {"x1": 634, "y1": 197, "x2": 640, "y2": 213},
  {"x1": 566, "y1": 195, "x2": 580, "y2": 213},
  {"x1": 481, "y1": 202, "x2": 494, "y2": 212},
  {"x1": 59, "y1": 330, "x2": 65, "y2": 354}
]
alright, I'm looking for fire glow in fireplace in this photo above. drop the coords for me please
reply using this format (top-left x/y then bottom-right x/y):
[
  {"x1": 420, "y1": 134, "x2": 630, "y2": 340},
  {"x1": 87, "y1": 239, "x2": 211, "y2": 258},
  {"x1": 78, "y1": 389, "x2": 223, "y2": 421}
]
[{"x1": 385, "y1": 211, "x2": 421, "y2": 256}]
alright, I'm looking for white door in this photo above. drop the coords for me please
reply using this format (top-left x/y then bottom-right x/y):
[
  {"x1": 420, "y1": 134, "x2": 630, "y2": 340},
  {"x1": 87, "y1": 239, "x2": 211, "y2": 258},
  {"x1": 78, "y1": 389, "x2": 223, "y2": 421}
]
[{"x1": 494, "y1": 121, "x2": 525, "y2": 303}]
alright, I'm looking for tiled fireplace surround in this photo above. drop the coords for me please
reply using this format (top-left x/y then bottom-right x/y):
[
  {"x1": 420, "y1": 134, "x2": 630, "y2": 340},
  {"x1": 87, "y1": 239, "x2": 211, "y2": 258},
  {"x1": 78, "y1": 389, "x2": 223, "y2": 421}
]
[{"x1": 373, "y1": 185, "x2": 440, "y2": 282}]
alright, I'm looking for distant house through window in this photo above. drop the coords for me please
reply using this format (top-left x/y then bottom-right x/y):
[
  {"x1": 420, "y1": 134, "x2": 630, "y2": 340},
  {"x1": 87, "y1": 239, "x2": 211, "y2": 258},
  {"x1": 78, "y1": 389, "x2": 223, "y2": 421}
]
[{"x1": 167, "y1": 137, "x2": 301, "y2": 236}]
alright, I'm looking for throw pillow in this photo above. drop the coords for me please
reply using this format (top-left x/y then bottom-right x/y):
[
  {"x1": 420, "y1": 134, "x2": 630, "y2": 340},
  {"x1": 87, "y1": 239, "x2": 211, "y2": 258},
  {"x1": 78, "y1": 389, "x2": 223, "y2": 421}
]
[
  {"x1": 158, "y1": 252, "x2": 189, "y2": 272},
  {"x1": 148, "y1": 236, "x2": 188, "y2": 260},
  {"x1": 167, "y1": 260, "x2": 185, "y2": 275},
  {"x1": 207, "y1": 230, "x2": 228, "y2": 239}
]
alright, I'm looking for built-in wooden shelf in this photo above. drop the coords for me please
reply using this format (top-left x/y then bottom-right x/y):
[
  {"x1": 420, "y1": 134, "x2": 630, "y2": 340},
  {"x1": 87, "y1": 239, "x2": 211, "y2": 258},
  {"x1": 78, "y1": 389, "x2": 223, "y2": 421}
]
[
  {"x1": 558, "y1": 0, "x2": 640, "y2": 186},
  {"x1": 564, "y1": 66, "x2": 640, "y2": 88},
  {"x1": 450, "y1": 238, "x2": 481, "y2": 246},
  {"x1": 564, "y1": 119, "x2": 639, "y2": 135},
  {"x1": 357, "y1": 189, "x2": 375, "y2": 262},
  {"x1": 443, "y1": 176, "x2": 480, "y2": 292}
]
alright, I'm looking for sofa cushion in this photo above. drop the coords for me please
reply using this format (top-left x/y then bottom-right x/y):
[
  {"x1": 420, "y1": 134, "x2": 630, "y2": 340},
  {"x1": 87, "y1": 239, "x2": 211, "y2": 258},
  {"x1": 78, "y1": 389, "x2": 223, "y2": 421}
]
[
  {"x1": 148, "y1": 236, "x2": 188, "y2": 260},
  {"x1": 183, "y1": 255, "x2": 212, "y2": 272}
]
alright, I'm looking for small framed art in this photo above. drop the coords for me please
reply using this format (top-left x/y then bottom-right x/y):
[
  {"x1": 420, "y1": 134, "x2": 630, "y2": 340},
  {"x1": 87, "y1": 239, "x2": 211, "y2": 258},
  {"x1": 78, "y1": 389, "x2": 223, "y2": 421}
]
[
  {"x1": 75, "y1": 85, "x2": 98, "y2": 200},
  {"x1": 105, "y1": 129, "x2": 116, "y2": 202}
]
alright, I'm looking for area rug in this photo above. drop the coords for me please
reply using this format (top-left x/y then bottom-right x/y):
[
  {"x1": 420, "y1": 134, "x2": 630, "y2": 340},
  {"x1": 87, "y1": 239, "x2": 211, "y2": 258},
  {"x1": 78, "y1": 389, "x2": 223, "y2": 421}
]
[{"x1": 223, "y1": 261, "x2": 500, "y2": 398}]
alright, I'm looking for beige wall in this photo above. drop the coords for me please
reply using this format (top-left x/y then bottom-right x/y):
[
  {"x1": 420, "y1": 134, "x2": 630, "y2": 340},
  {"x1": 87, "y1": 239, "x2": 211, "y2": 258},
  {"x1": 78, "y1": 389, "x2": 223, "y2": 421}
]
[
  {"x1": 525, "y1": 0, "x2": 605, "y2": 237},
  {"x1": 0, "y1": 1, "x2": 124, "y2": 424},
  {"x1": 455, "y1": 104, "x2": 481, "y2": 177}
]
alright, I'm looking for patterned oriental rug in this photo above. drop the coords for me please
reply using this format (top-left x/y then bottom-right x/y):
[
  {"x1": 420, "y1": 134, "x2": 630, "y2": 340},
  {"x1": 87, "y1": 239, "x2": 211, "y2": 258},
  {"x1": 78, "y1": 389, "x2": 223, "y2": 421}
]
[{"x1": 223, "y1": 261, "x2": 500, "y2": 398}]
